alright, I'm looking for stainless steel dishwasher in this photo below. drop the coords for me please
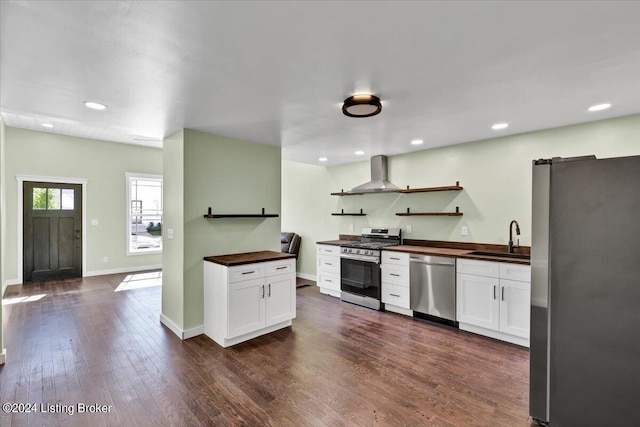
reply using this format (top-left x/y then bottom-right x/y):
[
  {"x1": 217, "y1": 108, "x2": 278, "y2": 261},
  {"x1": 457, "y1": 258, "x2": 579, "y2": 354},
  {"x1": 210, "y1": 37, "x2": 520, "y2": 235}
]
[{"x1": 409, "y1": 254, "x2": 456, "y2": 323}]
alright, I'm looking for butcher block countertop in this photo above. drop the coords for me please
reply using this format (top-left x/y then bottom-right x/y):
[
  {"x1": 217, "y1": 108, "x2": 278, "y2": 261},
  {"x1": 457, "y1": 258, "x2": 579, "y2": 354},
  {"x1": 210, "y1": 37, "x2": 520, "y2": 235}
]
[
  {"x1": 204, "y1": 251, "x2": 296, "y2": 267},
  {"x1": 317, "y1": 237, "x2": 530, "y2": 265},
  {"x1": 315, "y1": 240, "x2": 353, "y2": 246},
  {"x1": 385, "y1": 245, "x2": 530, "y2": 265}
]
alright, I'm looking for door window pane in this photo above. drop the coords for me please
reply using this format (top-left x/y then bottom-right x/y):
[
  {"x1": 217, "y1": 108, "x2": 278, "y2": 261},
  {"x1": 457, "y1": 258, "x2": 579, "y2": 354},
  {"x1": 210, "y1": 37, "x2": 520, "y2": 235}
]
[
  {"x1": 33, "y1": 188, "x2": 48, "y2": 209},
  {"x1": 48, "y1": 188, "x2": 61, "y2": 209},
  {"x1": 61, "y1": 189, "x2": 75, "y2": 209}
]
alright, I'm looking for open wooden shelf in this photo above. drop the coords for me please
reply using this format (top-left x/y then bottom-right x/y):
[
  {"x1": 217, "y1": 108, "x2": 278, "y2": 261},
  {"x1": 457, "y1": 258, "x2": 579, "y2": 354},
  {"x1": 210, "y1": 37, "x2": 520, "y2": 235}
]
[
  {"x1": 330, "y1": 189, "x2": 363, "y2": 196},
  {"x1": 332, "y1": 182, "x2": 463, "y2": 196},
  {"x1": 396, "y1": 207, "x2": 463, "y2": 217},
  {"x1": 203, "y1": 207, "x2": 279, "y2": 219},
  {"x1": 331, "y1": 209, "x2": 366, "y2": 216},
  {"x1": 396, "y1": 181, "x2": 463, "y2": 193}
]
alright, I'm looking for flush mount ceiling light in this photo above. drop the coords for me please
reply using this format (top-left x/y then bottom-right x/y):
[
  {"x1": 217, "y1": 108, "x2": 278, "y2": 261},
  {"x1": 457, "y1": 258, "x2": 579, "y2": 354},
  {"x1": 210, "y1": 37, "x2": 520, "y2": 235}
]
[
  {"x1": 588, "y1": 103, "x2": 611, "y2": 112},
  {"x1": 42, "y1": 123, "x2": 53, "y2": 128},
  {"x1": 411, "y1": 139, "x2": 424, "y2": 145},
  {"x1": 83, "y1": 101, "x2": 107, "y2": 110},
  {"x1": 492, "y1": 122, "x2": 509, "y2": 130},
  {"x1": 318, "y1": 157, "x2": 328, "y2": 162},
  {"x1": 342, "y1": 94, "x2": 382, "y2": 118},
  {"x1": 354, "y1": 150, "x2": 365, "y2": 155}
]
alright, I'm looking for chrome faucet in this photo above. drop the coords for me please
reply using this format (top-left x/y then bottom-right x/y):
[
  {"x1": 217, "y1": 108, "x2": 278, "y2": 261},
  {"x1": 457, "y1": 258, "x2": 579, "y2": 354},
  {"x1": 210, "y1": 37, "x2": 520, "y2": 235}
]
[{"x1": 508, "y1": 220, "x2": 521, "y2": 253}]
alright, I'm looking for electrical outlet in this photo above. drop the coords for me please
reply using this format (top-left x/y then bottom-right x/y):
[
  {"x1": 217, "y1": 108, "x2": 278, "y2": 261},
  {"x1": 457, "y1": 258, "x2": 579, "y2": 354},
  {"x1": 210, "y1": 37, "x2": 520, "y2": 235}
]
[
  {"x1": 91, "y1": 219, "x2": 99, "y2": 226},
  {"x1": 167, "y1": 228, "x2": 175, "y2": 240},
  {"x1": 349, "y1": 224, "x2": 354, "y2": 232},
  {"x1": 102, "y1": 256, "x2": 108, "y2": 263},
  {"x1": 461, "y1": 226, "x2": 469, "y2": 236},
  {"x1": 406, "y1": 224, "x2": 413, "y2": 234}
]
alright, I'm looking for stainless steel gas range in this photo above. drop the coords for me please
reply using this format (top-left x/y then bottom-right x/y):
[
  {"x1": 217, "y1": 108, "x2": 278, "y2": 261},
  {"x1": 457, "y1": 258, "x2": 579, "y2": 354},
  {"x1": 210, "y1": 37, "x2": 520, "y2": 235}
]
[{"x1": 340, "y1": 228, "x2": 401, "y2": 310}]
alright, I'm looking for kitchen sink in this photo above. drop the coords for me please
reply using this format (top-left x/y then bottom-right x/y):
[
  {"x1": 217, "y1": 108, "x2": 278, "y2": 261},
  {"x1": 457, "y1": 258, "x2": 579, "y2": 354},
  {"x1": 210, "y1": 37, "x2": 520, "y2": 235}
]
[{"x1": 468, "y1": 250, "x2": 530, "y2": 260}]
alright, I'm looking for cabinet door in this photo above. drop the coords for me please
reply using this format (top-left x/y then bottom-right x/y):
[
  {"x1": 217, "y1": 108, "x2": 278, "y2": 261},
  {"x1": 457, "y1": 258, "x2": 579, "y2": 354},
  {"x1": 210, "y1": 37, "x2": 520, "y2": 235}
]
[
  {"x1": 228, "y1": 278, "x2": 265, "y2": 338},
  {"x1": 381, "y1": 283, "x2": 410, "y2": 309},
  {"x1": 318, "y1": 273, "x2": 340, "y2": 292},
  {"x1": 381, "y1": 251, "x2": 410, "y2": 266},
  {"x1": 317, "y1": 244, "x2": 340, "y2": 256},
  {"x1": 456, "y1": 273, "x2": 499, "y2": 331},
  {"x1": 266, "y1": 275, "x2": 295, "y2": 326},
  {"x1": 499, "y1": 279, "x2": 531, "y2": 339},
  {"x1": 381, "y1": 264, "x2": 409, "y2": 287},
  {"x1": 457, "y1": 259, "x2": 500, "y2": 278}
]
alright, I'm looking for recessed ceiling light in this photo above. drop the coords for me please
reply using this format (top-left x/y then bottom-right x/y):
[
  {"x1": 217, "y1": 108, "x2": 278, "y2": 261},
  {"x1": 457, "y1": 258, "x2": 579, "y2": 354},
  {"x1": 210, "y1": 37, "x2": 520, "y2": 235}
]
[
  {"x1": 318, "y1": 157, "x2": 328, "y2": 162},
  {"x1": 588, "y1": 103, "x2": 611, "y2": 112},
  {"x1": 342, "y1": 94, "x2": 382, "y2": 118},
  {"x1": 42, "y1": 123, "x2": 53, "y2": 128},
  {"x1": 83, "y1": 101, "x2": 107, "y2": 110},
  {"x1": 354, "y1": 150, "x2": 365, "y2": 155},
  {"x1": 492, "y1": 122, "x2": 509, "y2": 130},
  {"x1": 411, "y1": 139, "x2": 424, "y2": 145}
]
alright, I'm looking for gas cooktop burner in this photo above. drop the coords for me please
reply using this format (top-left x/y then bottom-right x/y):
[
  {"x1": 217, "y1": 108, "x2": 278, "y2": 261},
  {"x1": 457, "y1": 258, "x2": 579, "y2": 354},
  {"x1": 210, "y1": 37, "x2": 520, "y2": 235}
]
[{"x1": 341, "y1": 241, "x2": 399, "y2": 250}]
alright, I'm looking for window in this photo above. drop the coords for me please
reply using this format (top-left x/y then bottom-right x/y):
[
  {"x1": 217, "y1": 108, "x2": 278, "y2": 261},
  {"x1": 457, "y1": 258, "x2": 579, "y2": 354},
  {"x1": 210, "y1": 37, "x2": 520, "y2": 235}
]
[
  {"x1": 126, "y1": 173, "x2": 163, "y2": 254},
  {"x1": 33, "y1": 187, "x2": 74, "y2": 210}
]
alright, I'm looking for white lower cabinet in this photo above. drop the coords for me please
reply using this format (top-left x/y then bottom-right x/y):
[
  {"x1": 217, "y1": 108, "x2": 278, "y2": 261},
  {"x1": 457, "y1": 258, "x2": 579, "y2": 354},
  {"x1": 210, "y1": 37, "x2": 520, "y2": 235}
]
[
  {"x1": 498, "y1": 279, "x2": 530, "y2": 338},
  {"x1": 316, "y1": 244, "x2": 341, "y2": 297},
  {"x1": 457, "y1": 273, "x2": 499, "y2": 331},
  {"x1": 381, "y1": 251, "x2": 412, "y2": 316},
  {"x1": 457, "y1": 259, "x2": 530, "y2": 347},
  {"x1": 205, "y1": 258, "x2": 296, "y2": 347}
]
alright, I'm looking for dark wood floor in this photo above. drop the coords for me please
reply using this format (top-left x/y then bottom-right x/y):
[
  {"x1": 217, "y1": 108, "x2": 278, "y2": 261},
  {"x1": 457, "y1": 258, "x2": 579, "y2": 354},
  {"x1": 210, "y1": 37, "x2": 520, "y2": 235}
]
[{"x1": 1, "y1": 272, "x2": 535, "y2": 426}]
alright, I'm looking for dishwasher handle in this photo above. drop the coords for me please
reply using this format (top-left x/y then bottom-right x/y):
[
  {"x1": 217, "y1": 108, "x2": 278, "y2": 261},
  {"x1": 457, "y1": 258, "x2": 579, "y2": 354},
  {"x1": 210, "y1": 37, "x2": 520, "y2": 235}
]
[{"x1": 409, "y1": 258, "x2": 455, "y2": 267}]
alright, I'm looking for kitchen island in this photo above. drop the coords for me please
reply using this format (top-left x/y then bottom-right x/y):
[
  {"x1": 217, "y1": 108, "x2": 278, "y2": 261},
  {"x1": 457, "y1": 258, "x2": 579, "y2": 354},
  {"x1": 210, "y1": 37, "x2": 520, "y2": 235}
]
[{"x1": 203, "y1": 251, "x2": 296, "y2": 347}]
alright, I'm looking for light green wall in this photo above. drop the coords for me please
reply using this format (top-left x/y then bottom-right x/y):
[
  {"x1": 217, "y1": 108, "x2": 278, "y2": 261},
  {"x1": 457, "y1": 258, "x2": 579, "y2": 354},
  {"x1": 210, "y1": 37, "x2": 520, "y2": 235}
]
[
  {"x1": 161, "y1": 129, "x2": 185, "y2": 328},
  {"x1": 3, "y1": 127, "x2": 163, "y2": 281},
  {"x1": 281, "y1": 160, "x2": 333, "y2": 277},
  {"x1": 284, "y1": 114, "x2": 640, "y2": 277},
  {"x1": 162, "y1": 129, "x2": 282, "y2": 331}
]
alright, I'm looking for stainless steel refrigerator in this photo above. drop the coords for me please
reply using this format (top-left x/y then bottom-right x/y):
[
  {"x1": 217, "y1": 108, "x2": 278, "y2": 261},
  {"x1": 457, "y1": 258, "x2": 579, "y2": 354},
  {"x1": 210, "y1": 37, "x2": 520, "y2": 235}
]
[{"x1": 530, "y1": 155, "x2": 640, "y2": 426}]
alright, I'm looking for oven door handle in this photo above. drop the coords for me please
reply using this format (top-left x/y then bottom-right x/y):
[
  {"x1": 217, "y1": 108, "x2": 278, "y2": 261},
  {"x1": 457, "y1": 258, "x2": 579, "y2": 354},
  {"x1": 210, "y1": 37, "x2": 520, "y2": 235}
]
[{"x1": 340, "y1": 254, "x2": 379, "y2": 263}]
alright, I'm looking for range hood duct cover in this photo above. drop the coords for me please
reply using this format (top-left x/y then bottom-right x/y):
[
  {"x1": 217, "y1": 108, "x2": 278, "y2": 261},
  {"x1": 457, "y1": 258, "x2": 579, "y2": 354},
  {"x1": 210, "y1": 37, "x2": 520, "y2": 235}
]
[{"x1": 348, "y1": 155, "x2": 400, "y2": 193}]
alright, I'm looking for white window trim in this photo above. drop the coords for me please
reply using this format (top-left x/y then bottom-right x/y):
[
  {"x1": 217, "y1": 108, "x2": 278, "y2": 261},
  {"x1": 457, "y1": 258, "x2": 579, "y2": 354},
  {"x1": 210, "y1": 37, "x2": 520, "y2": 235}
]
[{"x1": 125, "y1": 172, "x2": 163, "y2": 256}]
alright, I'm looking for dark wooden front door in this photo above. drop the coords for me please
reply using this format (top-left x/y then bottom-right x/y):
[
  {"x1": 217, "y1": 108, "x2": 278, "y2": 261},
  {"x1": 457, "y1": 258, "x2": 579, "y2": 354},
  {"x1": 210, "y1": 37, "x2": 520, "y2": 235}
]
[{"x1": 23, "y1": 182, "x2": 82, "y2": 281}]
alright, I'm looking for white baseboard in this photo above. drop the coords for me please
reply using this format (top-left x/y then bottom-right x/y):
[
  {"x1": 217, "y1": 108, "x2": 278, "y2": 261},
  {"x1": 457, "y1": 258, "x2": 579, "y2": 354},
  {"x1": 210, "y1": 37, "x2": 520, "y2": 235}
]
[
  {"x1": 84, "y1": 264, "x2": 162, "y2": 277},
  {"x1": 160, "y1": 313, "x2": 183, "y2": 339},
  {"x1": 459, "y1": 322, "x2": 530, "y2": 348},
  {"x1": 0, "y1": 348, "x2": 6, "y2": 365},
  {"x1": 296, "y1": 272, "x2": 316, "y2": 282},
  {"x1": 183, "y1": 325, "x2": 204, "y2": 339},
  {"x1": 3, "y1": 278, "x2": 22, "y2": 296},
  {"x1": 159, "y1": 313, "x2": 204, "y2": 340}
]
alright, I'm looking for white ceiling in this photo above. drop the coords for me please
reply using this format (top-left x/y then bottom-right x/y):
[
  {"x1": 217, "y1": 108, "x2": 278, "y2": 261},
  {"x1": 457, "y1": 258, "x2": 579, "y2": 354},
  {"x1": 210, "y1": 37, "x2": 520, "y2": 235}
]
[{"x1": 1, "y1": 1, "x2": 639, "y2": 165}]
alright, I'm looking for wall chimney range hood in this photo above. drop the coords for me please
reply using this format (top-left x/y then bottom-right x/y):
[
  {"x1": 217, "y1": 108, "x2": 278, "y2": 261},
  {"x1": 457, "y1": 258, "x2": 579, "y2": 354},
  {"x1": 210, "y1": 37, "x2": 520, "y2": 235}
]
[{"x1": 348, "y1": 155, "x2": 399, "y2": 194}]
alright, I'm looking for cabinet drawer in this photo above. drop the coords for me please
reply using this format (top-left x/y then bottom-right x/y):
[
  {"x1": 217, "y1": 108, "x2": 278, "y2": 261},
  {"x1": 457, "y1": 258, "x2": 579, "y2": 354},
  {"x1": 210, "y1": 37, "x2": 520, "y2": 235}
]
[
  {"x1": 229, "y1": 263, "x2": 265, "y2": 283},
  {"x1": 382, "y1": 283, "x2": 410, "y2": 309},
  {"x1": 457, "y1": 259, "x2": 500, "y2": 278},
  {"x1": 382, "y1": 251, "x2": 410, "y2": 266},
  {"x1": 317, "y1": 244, "x2": 340, "y2": 256},
  {"x1": 499, "y1": 263, "x2": 531, "y2": 283},
  {"x1": 318, "y1": 255, "x2": 340, "y2": 274},
  {"x1": 318, "y1": 273, "x2": 340, "y2": 292},
  {"x1": 265, "y1": 259, "x2": 295, "y2": 277},
  {"x1": 381, "y1": 265, "x2": 409, "y2": 287}
]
